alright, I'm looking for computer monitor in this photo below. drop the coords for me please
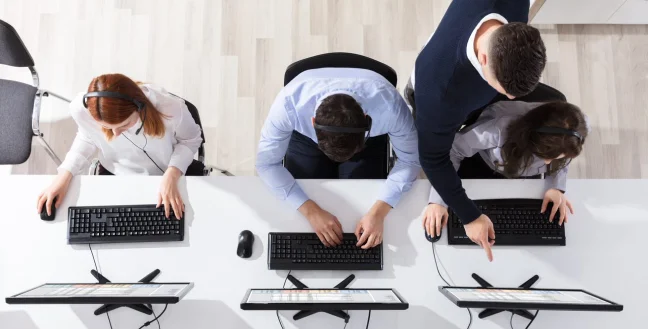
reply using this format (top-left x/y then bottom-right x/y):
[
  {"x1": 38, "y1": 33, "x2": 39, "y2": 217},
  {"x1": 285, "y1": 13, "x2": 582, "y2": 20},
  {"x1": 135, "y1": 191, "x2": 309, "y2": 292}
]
[
  {"x1": 439, "y1": 286, "x2": 623, "y2": 312},
  {"x1": 241, "y1": 288, "x2": 409, "y2": 311},
  {"x1": 6, "y1": 283, "x2": 194, "y2": 305}
]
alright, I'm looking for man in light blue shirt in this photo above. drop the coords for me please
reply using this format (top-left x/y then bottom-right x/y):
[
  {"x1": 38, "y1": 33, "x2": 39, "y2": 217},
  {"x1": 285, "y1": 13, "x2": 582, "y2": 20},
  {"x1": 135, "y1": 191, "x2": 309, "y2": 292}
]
[{"x1": 256, "y1": 67, "x2": 420, "y2": 249}]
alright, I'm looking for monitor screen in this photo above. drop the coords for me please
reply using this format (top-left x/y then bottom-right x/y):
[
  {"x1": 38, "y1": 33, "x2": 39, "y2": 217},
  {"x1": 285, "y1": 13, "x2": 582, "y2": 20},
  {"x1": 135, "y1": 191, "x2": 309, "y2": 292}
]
[
  {"x1": 246, "y1": 289, "x2": 403, "y2": 304},
  {"x1": 445, "y1": 288, "x2": 610, "y2": 305},
  {"x1": 240, "y1": 288, "x2": 409, "y2": 311},
  {"x1": 439, "y1": 287, "x2": 622, "y2": 312},
  {"x1": 6, "y1": 283, "x2": 194, "y2": 305}
]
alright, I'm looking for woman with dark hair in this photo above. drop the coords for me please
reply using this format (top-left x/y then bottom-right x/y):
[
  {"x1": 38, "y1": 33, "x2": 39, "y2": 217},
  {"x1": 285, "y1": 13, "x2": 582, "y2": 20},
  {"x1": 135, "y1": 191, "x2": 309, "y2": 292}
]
[
  {"x1": 37, "y1": 73, "x2": 203, "y2": 219},
  {"x1": 422, "y1": 101, "x2": 589, "y2": 239}
]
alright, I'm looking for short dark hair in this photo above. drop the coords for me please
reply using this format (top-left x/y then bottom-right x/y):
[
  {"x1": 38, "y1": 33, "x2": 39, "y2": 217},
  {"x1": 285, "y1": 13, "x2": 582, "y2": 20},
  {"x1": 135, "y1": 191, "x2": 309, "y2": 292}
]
[
  {"x1": 314, "y1": 94, "x2": 367, "y2": 162},
  {"x1": 490, "y1": 22, "x2": 547, "y2": 97},
  {"x1": 501, "y1": 101, "x2": 588, "y2": 177}
]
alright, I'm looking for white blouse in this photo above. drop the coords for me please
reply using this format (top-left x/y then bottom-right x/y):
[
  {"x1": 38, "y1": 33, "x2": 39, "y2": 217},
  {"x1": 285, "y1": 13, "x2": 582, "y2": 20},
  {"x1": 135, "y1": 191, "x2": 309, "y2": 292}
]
[{"x1": 59, "y1": 84, "x2": 203, "y2": 176}]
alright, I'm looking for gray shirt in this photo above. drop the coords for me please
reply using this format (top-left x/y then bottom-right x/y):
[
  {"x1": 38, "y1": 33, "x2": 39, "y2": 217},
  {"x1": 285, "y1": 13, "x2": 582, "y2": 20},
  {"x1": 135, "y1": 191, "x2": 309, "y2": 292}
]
[{"x1": 429, "y1": 101, "x2": 568, "y2": 206}]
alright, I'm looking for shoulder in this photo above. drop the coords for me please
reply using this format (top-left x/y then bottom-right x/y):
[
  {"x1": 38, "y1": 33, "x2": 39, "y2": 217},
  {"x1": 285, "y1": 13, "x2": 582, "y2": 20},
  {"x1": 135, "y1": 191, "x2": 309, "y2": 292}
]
[{"x1": 140, "y1": 84, "x2": 187, "y2": 120}]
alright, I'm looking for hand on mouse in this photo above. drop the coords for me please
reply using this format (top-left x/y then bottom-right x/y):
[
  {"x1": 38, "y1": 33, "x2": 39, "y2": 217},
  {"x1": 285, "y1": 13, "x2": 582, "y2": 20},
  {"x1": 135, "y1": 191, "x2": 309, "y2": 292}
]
[
  {"x1": 157, "y1": 166, "x2": 184, "y2": 219},
  {"x1": 355, "y1": 201, "x2": 390, "y2": 249},
  {"x1": 464, "y1": 214, "x2": 495, "y2": 262},
  {"x1": 37, "y1": 171, "x2": 72, "y2": 216},
  {"x1": 422, "y1": 203, "x2": 448, "y2": 238},
  {"x1": 541, "y1": 188, "x2": 574, "y2": 226},
  {"x1": 299, "y1": 200, "x2": 343, "y2": 247}
]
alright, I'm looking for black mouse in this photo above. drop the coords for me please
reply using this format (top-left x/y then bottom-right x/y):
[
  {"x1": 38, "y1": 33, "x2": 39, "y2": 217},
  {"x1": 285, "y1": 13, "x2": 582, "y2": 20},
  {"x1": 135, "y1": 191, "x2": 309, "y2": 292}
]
[
  {"x1": 237, "y1": 230, "x2": 254, "y2": 258},
  {"x1": 40, "y1": 197, "x2": 57, "y2": 221},
  {"x1": 425, "y1": 229, "x2": 442, "y2": 243}
]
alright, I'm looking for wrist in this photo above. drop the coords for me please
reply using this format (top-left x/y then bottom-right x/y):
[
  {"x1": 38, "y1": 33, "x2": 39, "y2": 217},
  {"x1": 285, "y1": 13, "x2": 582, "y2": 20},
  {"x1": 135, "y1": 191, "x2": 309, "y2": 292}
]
[
  {"x1": 298, "y1": 200, "x2": 320, "y2": 218},
  {"x1": 165, "y1": 166, "x2": 182, "y2": 180},
  {"x1": 369, "y1": 201, "x2": 391, "y2": 219},
  {"x1": 58, "y1": 170, "x2": 73, "y2": 183}
]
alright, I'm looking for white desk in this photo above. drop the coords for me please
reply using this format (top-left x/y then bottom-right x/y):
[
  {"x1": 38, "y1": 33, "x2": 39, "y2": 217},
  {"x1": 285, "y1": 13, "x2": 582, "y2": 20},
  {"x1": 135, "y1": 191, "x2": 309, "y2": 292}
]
[{"x1": 0, "y1": 176, "x2": 645, "y2": 329}]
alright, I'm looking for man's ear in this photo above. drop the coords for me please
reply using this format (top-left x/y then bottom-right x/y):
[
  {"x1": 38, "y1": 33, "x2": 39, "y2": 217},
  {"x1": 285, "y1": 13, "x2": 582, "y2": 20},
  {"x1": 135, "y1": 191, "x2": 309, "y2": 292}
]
[
  {"x1": 311, "y1": 117, "x2": 315, "y2": 126},
  {"x1": 478, "y1": 52, "x2": 488, "y2": 67}
]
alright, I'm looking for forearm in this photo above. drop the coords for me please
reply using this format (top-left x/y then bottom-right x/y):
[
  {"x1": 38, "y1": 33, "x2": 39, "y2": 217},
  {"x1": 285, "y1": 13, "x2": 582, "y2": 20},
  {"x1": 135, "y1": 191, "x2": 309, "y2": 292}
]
[{"x1": 368, "y1": 200, "x2": 391, "y2": 219}]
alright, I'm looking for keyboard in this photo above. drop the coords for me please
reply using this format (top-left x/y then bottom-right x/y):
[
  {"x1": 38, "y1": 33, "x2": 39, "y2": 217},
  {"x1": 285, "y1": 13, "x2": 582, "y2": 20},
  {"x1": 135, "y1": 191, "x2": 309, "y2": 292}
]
[
  {"x1": 268, "y1": 233, "x2": 383, "y2": 270},
  {"x1": 448, "y1": 199, "x2": 566, "y2": 246},
  {"x1": 67, "y1": 204, "x2": 184, "y2": 244}
]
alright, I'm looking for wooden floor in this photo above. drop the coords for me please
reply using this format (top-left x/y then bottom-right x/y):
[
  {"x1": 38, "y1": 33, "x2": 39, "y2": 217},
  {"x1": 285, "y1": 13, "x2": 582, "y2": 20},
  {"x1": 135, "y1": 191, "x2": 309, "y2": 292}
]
[{"x1": 1, "y1": 0, "x2": 647, "y2": 178}]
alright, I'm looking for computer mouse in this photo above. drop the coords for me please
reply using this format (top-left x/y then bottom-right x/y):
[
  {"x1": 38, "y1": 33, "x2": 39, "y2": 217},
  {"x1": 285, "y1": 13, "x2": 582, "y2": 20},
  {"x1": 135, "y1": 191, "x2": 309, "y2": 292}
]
[
  {"x1": 40, "y1": 197, "x2": 57, "y2": 221},
  {"x1": 425, "y1": 229, "x2": 442, "y2": 243},
  {"x1": 237, "y1": 230, "x2": 254, "y2": 258}
]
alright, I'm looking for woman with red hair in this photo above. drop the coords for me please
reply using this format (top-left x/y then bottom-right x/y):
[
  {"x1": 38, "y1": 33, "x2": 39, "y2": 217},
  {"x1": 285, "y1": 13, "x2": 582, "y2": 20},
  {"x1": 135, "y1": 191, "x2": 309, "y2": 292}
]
[{"x1": 37, "y1": 73, "x2": 203, "y2": 219}]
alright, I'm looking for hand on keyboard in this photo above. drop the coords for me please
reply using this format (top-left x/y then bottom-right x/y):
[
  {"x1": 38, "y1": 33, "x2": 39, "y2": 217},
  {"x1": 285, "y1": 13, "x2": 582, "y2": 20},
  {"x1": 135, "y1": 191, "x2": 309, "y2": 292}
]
[
  {"x1": 422, "y1": 203, "x2": 449, "y2": 238},
  {"x1": 355, "y1": 201, "x2": 390, "y2": 249},
  {"x1": 464, "y1": 214, "x2": 496, "y2": 262},
  {"x1": 299, "y1": 200, "x2": 343, "y2": 247},
  {"x1": 157, "y1": 167, "x2": 184, "y2": 219},
  {"x1": 541, "y1": 188, "x2": 574, "y2": 226}
]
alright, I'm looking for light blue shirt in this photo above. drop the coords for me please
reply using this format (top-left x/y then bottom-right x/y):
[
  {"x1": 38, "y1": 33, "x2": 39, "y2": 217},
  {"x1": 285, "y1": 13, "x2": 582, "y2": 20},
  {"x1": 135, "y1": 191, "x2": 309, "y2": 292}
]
[{"x1": 256, "y1": 68, "x2": 421, "y2": 210}]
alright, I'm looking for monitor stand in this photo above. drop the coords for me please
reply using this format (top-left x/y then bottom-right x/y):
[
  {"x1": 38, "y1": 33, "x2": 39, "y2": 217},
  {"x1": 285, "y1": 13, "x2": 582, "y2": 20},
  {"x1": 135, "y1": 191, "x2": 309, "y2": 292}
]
[
  {"x1": 471, "y1": 273, "x2": 539, "y2": 320},
  {"x1": 90, "y1": 268, "x2": 161, "y2": 316},
  {"x1": 285, "y1": 274, "x2": 355, "y2": 323}
]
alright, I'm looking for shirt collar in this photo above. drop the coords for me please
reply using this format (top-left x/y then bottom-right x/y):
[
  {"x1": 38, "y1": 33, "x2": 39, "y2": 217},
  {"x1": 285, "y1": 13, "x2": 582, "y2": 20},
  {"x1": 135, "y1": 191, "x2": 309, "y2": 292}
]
[
  {"x1": 313, "y1": 90, "x2": 364, "y2": 117},
  {"x1": 466, "y1": 13, "x2": 509, "y2": 80}
]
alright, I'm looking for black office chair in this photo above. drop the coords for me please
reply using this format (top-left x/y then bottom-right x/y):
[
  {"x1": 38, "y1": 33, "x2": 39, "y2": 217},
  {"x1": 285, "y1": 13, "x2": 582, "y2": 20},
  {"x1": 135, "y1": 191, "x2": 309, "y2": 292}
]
[
  {"x1": 89, "y1": 96, "x2": 232, "y2": 176},
  {"x1": 283, "y1": 52, "x2": 398, "y2": 177},
  {"x1": 0, "y1": 19, "x2": 71, "y2": 165}
]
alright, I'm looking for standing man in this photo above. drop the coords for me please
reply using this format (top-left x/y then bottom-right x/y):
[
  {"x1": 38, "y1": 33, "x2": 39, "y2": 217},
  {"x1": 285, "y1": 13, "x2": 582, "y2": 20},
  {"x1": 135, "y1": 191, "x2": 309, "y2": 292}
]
[
  {"x1": 406, "y1": 0, "x2": 547, "y2": 261},
  {"x1": 256, "y1": 66, "x2": 420, "y2": 249}
]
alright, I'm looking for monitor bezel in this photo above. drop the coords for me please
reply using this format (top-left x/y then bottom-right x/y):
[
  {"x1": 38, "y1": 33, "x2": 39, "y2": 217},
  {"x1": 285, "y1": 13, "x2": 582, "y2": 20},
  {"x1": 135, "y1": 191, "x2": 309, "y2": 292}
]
[
  {"x1": 240, "y1": 288, "x2": 409, "y2": 311},
  {"x1": 439, "y1": 286, "x2": 623, "y2": 312},
  {"x1": 6, "y1": 282, "x2": 194, "y2": 305}
]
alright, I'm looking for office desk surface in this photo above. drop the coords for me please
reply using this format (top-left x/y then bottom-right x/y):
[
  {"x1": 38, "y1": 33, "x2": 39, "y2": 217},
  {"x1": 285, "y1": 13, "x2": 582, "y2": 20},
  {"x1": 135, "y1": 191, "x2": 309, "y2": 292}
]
[{"x1": 0, "y1": 176, "x2": 644, "y2": 329}]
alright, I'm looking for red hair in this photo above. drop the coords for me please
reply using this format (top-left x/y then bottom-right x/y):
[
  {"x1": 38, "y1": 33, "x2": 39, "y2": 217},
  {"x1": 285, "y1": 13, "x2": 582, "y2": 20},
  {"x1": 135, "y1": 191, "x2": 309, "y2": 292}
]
[{"x1": 86, "y1": 74, "x2": 167, "y2": 140}]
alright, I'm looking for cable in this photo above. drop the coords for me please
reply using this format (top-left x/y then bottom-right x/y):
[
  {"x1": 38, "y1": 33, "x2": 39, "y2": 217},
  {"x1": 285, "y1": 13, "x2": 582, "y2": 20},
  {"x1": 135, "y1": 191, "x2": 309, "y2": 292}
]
[
  {"x1": 365, "y1": 310, "x2": 371, "y2": 329},
  {"x1": 276, "y1": 270, "x2": 292, "y2": 329},
  {"x1": 509, "y1": 310, "x2": 540, "y2": 329},
  {"x1": 88, "y1": 244, "x2": 113, "y2": 329},
  {"x1": 525, "y1": 311, "x2": 539, "y2": 329},
  {"x1": 139, "y1": 304, "x2": 168, "y2": 329},
  {"x1": 432, "y1": 243, "x2": 473, "y2": 329},
  {"x1": 122, "y1": 133, "x2": 165, "y2": 173},
  {"x1": 152, "y1": 308, "x2": 161, "y2": 329}
]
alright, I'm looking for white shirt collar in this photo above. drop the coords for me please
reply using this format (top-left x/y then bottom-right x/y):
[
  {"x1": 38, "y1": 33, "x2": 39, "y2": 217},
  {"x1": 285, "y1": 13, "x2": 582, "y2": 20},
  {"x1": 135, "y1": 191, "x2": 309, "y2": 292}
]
[{"x1": 466, "y1": 14, "x2": 509, "y2": 80}]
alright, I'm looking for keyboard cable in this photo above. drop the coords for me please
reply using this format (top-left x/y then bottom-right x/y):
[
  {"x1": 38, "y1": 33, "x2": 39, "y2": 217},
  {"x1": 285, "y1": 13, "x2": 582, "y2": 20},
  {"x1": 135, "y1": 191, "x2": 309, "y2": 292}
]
[
  {"x1": 432, "y1": 243, "x2": 473, "y2": 329},
  {"x1": 510, "y1": 310, "x2": 540, "y2": 329},
  {"x1": 89, "y1": 244, "x2": 168, "y2": 329}
]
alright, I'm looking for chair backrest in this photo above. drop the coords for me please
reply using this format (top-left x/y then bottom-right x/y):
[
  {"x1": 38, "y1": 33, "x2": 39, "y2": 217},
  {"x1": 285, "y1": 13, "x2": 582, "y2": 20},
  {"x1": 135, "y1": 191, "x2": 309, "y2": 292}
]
[
  {"x1": 181, "y1": 98, "x2": 206, "y2": 159},
  {"x1": 0, "y1": 19, "x2": 35, "y2": 67},
  {"x1": 0, "y1": 79, "x2": 38, "y2": 164},
  {"x1": 284, "y1": 52, "x2": 397, "y2": 87},
  {"x1": 461, "y1": 83, "x2": 567, "y2": 130}
]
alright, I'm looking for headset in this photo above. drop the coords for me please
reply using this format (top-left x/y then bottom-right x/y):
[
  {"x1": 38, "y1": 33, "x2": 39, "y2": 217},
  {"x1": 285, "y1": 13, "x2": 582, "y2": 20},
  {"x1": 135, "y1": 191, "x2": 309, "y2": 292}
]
[
  {"x1": 83, "y1": 91, "x2": 147, "y2": 135},
  {"x1": 313, "y1": 115, "x2": 373, "y2": 146},
  {"x1": 82, "y1": 91, "x2": 164, "y2": 174},
  {"x1": 534, "y1": 126, "x2": 583, "y2": 143}
]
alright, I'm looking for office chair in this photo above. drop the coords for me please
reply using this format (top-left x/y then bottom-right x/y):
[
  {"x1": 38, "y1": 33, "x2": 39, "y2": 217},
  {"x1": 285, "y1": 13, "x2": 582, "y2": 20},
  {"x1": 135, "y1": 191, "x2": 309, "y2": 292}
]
[
  {"x1": 283, "y1": 52, "x2": 398, "y2": 176},
  {"x1": 89, "y1": 97, "x2": 233, "y2": 176},
  {"x1": 0, "y1": 19, "x2": 70, "y2": 165}
]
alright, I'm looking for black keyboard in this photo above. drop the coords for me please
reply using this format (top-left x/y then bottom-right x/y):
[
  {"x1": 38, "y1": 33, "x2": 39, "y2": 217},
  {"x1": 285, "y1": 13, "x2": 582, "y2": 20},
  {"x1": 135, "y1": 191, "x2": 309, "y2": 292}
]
[
  {"x1": 67, "y1": 204, "x2": 184, "y2": 244},
  {"x1": 448, "y1": 199, "x2": 565, "y2": 246},
  {"x1": 268, "y1": 233, "x2": 383, "y2": 270}
]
